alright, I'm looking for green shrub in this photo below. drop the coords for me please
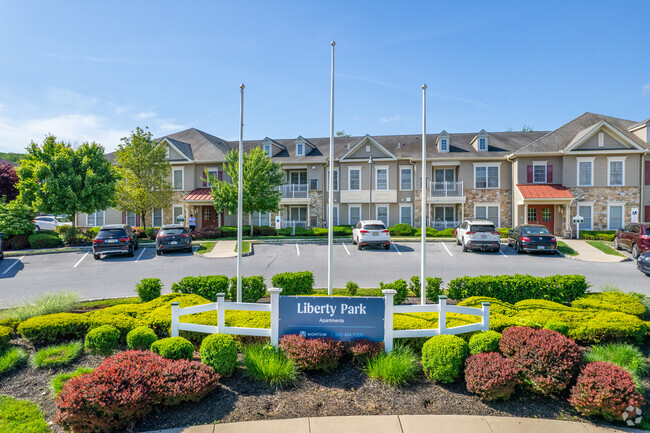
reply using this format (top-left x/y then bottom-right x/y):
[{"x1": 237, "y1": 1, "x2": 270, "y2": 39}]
[
  {"x1": 585, "y1": 343, "x2": 648, "y2": 392},
  {"x1": 271, "y1": 271, "x2": 314, "y2": 295},
  {"x1": 0, "y1": 325, "x2": 13, "y2": 351},
  {"x1": 294, "y1": 226, "x2": 314, "y2": 236},
  {"x1": 278, "y1": 227, "x2": 292, "y2": 236},
  {"x1": 408, "y1": 276, "x2": 443, "y2": 302},
  {"x1": 200, "y1": 333, "x2": 237, "y2": 376},
  {"x1": 365, "y1": 345, "x2": 420, "y2": 387},
  {"x1": 171, "y1": 275, "x2": 230, "y2": 301},
  {"x1": 0, "y1": 347, "x2": 28, "y2": 376},
  {"x1": 84, "y1": 324, "x2": 120, "y2": 356},
  {"x1": 136, "y1": 278, "x2": 162, "y2": 302},
  {"x1": 346, "y1": 281, "x2": 359, "y2": 296},
  {"x1": 30, "y1": 341, "x2": 83, "y2": 369},
  {"x1": 543, "y1": 321, "x2": 570, "y2": 336},
  {"x1": 579, "y1": 230, "x2": 616, "y2": 241},
  {"x1": 1, "y1": 290, "x2": 80, "y2": 322},
  {"x1": 0, "y1": 199, "x2": 35, "y2": 237},
  {"x1": 242, "y1": 344, "x2": 298, "y2": 388},
  {"x1": 572, "y1": 291, "x2": 646, "y2": 317},
  {"x1": 87, "y1": 306, "x2": 139, "y2": 341},
  {"x1": 257, "y1": 226, "x2": 276, "y2": 236},
  {"x1": 436, "y1": 228, "x2": 454, "y2": 237},
  {"x1": 229, "y1": 276, "x2": 267, "y2": 303},
  {"x1": 497, "y1": 228, "x2": 510, "y2": 238},
  {"x1": 151, "y1": 336, "x2": 195, "y2": 361},
  {"x1": 447, "y1": 274, "x2": 589, "y2": 304},
  {"x1": 28, "y1": 231, "x2": 62, "y2": 248},
  {"x1": 0, "y1": 395, "x2": 49, "y2": 433},
  {"x1": 50, "y1": 367, "x2": 94, "y2": 396},
  {"x1": 145, "y1": 227, "x2": 158, "y2": 240},
  {"x1": 390, "y1": 223, "x2": 415, "y2": 236},
  {"x1": 380, "y1": 279, "x2": 408, "y2": 305},
  {"x1": 468, "y1": 331, "x2": 502, "y2": 354},
  {"x1": 18, "y1": 312, "x2": 89, "y2": 345},
  {"x1": 413, "y1": 227, "x2": 438, "y2": 237},
  {"x1": 126, "y1": 326, "x2": 158, "y2": 351},
  {"x1": 421, "y1": 335, "x2": 469, "y2": 383}
]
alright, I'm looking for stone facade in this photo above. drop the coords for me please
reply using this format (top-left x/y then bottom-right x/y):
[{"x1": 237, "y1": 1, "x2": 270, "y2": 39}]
[
  {"x1": 463, "y1": 188, "x2": 513, "y2": 228},
  {"x1": 568, "y1": 186, "x2": 641, "y2": 231},
  {"x1": 310, "y1": 190, "x2": 324, "y2": 227}
]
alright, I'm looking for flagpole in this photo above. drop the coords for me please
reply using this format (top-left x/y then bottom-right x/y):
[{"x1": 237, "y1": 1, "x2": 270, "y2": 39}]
[
  {"x1": 237, "y1": 83, "x2": 245, "y2": 303},
  {"x1": 420, "y1": 84, "x2": 427, "y2": 305},
  {"x1": 327, "y1": 41, "x2": 335, "y2": 296}
]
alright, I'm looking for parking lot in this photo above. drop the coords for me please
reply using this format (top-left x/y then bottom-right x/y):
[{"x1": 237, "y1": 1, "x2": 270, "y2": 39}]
[{"x1": 0, "y1": 240, "x2": 646, "y2": 306}]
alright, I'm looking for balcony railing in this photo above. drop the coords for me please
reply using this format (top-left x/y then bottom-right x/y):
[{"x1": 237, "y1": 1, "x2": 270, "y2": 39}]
[
  {"x1": 282, "y1": 220, "x2": 307, "y2": 234},
  {"x1": 429, "y1": 220, "x2": 459, "y2": 230},
  {"x1": 279, "y1": 184, "x2": 309, "y2": 198},
  {"x1": 429, "y1": 181, "x2": 463, "y2": 197}
]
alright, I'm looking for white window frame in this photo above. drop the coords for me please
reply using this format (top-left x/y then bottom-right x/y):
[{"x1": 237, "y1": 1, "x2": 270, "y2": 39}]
[
  {"x1": 532, "y1": 161, "x2": 547, "y2": 184},
  {"x1": 263, "y1": 144, "x2": 271, "y2": 157},
  {"x1": 473, "y1": 163, "x2": 500, "y2": 189},
  {"x1": 607, "y1": 203, "x2": 625, "y2": 231},
  {"x1": 173, "y1": 168, "x2": 184, "y2": 190},
  {"x1": 327, "y1": 205, "x2": 339, "y2": 226},
  {"x1": 326, "y1": 169, "x2": 339, "y2": 191},
  {"x1": 152, "y1": 207, "x2": 163, "y2": 227},
  {"x1": 173, "y1": 205, "x2": 184, "y2": 224},
  {"x1": 375, "y1": 166, "x2": 389, "y2": 191},
  {"x1": 310, "y1": 178, "x2": 319, "y2": 191},
  {"x1": 87, "y1": 210, "x2": 105, "y2": 227},
  {"x1": 598, "y1": 132, "x2": 605, "y2": 147},
  {"x1": 348, "y1": 205, "x2": 361, "y2": 226},
  {"x1": 577, "y1": 202, "x2": 594, "y2": 231},
  {"x1": 376, "y1": 205, "x2": 389, "y2": 226},
  {"x1": 348, "y1": 167, "x2": 361, "y2": 191},
  {"x1": 126, "y1": 211, "x2": 137, "y2": 227},
  {"x1": 399, "y1": 166, "x2": 412, "y2": 191},
  {"x1": 439, "y1": 138, "x2": 448, "y2": 152},
  {"x1": 473, "y1": 203, "x2": 500, "y2": 227},
  {"x1": 296, "y1": 142, "x2": 304, "y2": 156},
  {"x1": 399, "y1": 204, "x2": 412, "y2": 225},
  {"x1": 206, "y1": 168, "x2": 220, "y2": 187},
  {"x1": 252, "y1": 211, "x2": 270, "y2": 226},
  {"x1": 478, "y1": 137, "x2": 487, "y2": 151},
  {"x1": 607, "y1": 157, "x2": 626, "y2": 187},
  {"x1": 577, "y1": 157, "x2": 595, "y2": 187}
]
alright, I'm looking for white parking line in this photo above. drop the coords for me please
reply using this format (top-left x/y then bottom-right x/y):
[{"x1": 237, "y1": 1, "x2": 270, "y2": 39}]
[
  {"x1": 2, "y1": 256, "x2": 24, "y2": 275},
  {"x1": 73, "y1": 252, "x2": 88, "y2": 268},
  {"x1": 499, "y1": 249, "x2": 508, "y2": 257},
  {"x1": 392, "y1": 243, "x2": 402, "y2": 255},
  {"x1": 295, "y1": 244, "x2": 300, "y2": 256},
  {"x1": 342, "y1": 243, "x2": 351, "y2": 255},
  {"x1": 441, "y1": 242, "x2": 453, "y2": 257},
  {"x1": 135, "y1": 248, "x2": 147, "y2": 262}
]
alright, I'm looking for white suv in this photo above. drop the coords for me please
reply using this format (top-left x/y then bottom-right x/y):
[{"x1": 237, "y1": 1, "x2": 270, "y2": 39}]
[
  {"x1": 352, "y1": 220, "x2": 391, "y2": 250},
  {"x1": 33, "y1": 215, "x2": 72, "y2": 232},
  {"x1": 456, "y1": 219, "x2": 501, "y2": 252}
]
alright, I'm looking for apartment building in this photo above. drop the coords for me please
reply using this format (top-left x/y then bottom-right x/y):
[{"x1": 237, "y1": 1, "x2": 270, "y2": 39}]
[{"x1": 79, "y1": 112, "x2": 650, "y2": 236}]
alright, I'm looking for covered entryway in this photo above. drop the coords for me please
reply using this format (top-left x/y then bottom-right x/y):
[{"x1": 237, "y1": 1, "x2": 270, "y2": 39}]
[
  {"x1": 516, "y1": 184, "x2": 574, "y2": 236},
  {"x1": 201, "y1": 205, "x2": 223, "y2": 228},
  {"x1": 526, "y1": 204, "x2": 554, "y2": 234},
  {"x1": 184, "y1": 188, "x2": 224, "y2": 230}
]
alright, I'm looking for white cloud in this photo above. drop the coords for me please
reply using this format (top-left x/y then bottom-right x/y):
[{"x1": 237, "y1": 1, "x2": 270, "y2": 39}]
[
  {"x1": 47, "y1": 88, "x2": 98, "y2": 109},
  {"x1": 156, "y1": 120, "x2": 185, "y2": 132},
  {"x1": 136, "y1": 111, "x2": 156, "y2": 120},
  {"x1": 643, "y1": 84, "x2": 650, "y2": 96},
  {"x1": 381, "y1": 114, "x2": 402, "y2": 123}
]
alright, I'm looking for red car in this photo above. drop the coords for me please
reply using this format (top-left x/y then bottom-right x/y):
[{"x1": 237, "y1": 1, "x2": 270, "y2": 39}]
[{"x1": 614, "y1": 223, "x2": 650, "y2": 258}]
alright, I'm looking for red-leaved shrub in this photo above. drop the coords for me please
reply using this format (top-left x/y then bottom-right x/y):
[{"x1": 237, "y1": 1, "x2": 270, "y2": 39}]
[
  {"x1": 499, "y1": 326, "x2": 582, "y2": 396},
  {"x1": 569, "y1": 361, "x2": 645, "y2": 421},
  {"x1": 347, "y1": 339, "x2": 383, "y2": 364},
  {"x1": 55, "y1": 351, "x2": 219, "y2": 433},
  {"x1": 279, "y1": 334, "x2": 345, "y2": 371},
  {"x1": 465, "y1": 352, "x2": 519, "y2": 401}
]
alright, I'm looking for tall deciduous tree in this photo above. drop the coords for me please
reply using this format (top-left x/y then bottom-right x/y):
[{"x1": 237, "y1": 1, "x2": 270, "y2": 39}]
[
  {"x1": 209, "y1": 148, "x2": 284, "y2": 235},
  {"x1": 0, "y1": 160, "x2": 19, "y2": 202},
  {"x1": 17, "y1": 135, "x2": 117, "y2": 227},
  {"x1": 115, "y1": 127, "x2": 172, "y2": 231}
]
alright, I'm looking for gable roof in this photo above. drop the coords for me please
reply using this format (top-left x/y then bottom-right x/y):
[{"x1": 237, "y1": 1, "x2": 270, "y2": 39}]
[
  {"x1": 340, "y1": 134, "x2": 397, "y2": 160},
  {"x1": 162, "y1": 137, "x2": 193, "y2": 160},
  {"x1": 158, "y1": 128, "x2": 231, "y2": 162}
]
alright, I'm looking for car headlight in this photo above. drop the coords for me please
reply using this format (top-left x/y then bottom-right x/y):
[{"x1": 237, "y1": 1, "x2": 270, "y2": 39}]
[{"x1": 639, "y1": 256, "x2": 650, "y2": 262}]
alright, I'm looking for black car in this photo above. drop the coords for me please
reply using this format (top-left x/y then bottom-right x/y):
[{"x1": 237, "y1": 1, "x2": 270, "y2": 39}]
[
  {"x1": 0, "y1": 232, "x2": 4, "y2": 260},
  {"x1": 637, "y1": 252, "x2": 650, "y2": 276},
  {"x1": 507, "y1": 224, "x2": 557, "y2": 254},
  {"x1": 156, "y1": 224, "x2": 192, "y2": 255},
  {"x1": 92, "y1": 224, "x2": 139, "y2": 260}
]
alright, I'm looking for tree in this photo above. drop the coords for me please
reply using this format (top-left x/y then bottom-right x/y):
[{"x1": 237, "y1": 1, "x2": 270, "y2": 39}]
[
  {"x1": 0, "y1": 160, "x2": 19, "y2": 201},
  {"x1": 209, "y1": 147, "x2": 284, "y2": 235},
  {"x1": 114, "y1": 127, "x2": 172, "y2": 231},
  {"x1": 336, "y1": 130, "x2": 351, "y2": 137},
  {"x1": 0, "y1": 197, "x2": 35, "y2": 236},
  {"x1": 17, "y1": 135, "x2": 117, "y2": 227}
]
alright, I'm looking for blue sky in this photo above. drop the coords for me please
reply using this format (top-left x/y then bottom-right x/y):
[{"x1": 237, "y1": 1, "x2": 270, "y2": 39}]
[{"x1": 0, "y1": 0, "x2": 648, "y2": 153}]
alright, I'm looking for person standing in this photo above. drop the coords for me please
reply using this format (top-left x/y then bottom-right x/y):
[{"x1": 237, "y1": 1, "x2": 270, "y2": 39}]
[{"x1": 188, "y1": 214, "x2": 196, "y2": 232}]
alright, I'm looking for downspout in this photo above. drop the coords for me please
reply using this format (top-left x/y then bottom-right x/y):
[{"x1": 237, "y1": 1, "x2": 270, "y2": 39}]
[{"x1": 410, "y1": 158, "x2": 417, "y2": 225}]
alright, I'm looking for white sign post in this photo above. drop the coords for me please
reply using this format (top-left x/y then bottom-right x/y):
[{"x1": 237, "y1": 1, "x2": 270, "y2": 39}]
[
  {"x1": 572, "y1": 215, "x2": 584, "y2": 239},
  {"x1": 275, "y1": 215, "x2": 282, "y2": 230},
  {"x1": 631, "y1": 207, "x2": 639, "y2": 224}
]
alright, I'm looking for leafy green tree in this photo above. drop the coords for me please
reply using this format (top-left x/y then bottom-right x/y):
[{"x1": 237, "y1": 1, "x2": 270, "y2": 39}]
[
  {"x1": 209, "y1": 148, "x2": 284, "y2": 235},
  {"x1": 0, "y1": 197, "x2": 35, "y2": 236},
  {"x1": 114, "y1": 127, "x2": 172, "y2": 231},
  {"x1": 336, "y1": 130, "x2": 351, "y2": 137},
  {"x1": 17, "y1": 136, "x2": 117, "y2": 227}
]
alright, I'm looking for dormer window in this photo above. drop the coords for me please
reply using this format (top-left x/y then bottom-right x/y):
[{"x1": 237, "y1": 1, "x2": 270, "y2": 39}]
[
  {"x1": 440, "y1": 138, "x2": 448, "y2": 152},
  {"x1": 296, "y1": 142, "x2": 304, "y2": 156},
  {"x1": 263, "y1": 144, "x2": 271, "y2": 157},
  {"x1": 478, "y1": 137, "x2": 487, "y2": 151}
]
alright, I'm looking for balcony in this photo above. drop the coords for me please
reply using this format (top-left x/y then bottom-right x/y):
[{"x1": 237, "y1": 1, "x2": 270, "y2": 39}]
[
  {"x1": 427, "y1": 181, "x2": 466, "y2": 204},
  {"x1": 429, "y1": 220, "x2": 459, "y2": 230},
  {"x1": 280, "y1": 184, "x2": 309, "y2": 198}
]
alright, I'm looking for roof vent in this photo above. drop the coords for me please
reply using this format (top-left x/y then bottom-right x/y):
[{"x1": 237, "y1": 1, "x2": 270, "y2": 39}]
[{"x1": 397, "y1": 142, "x2": 401, "y2": 149}]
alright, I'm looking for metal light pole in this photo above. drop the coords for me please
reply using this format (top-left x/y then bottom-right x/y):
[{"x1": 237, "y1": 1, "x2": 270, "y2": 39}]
[
  {"x1": 327, "y1": 41, "x2": 335, "y2": 296},
  {"x1": 420, "y1": 84, "x2": 427, "y2": 306},
  {"x1": 368, "y1": 155, "x2": 374, "y2": 219},
  {"x1": 237, "y1": 83, "x2": 244, "y2": 303}
]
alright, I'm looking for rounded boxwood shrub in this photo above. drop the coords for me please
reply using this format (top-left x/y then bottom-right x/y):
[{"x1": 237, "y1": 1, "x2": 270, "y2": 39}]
[
  {"x1": 572, "y1": 291, "x2": 646, "y2": 317},
  {"x1": 0, "y1": 347, "x2": 29, "y2": 376},
  {"x1": 228, "y1": 276, "x2": 267, "y2": 303},
  {"x1": 421, "y1": 334, "x2": 469, "y2": 383},
  {"x1": 0, "y1": 325, "x2": 13, "y2": 351},
  {"x1": 28, "y1": 232, "x2": 63, "y2": 249},
  {"x1": 543, "y1": 320, "x2": 569, "y2": 336},
  {"x1": 84, "y1": 325, "x2": 120, "y2": 356},
  {"x1": 271, "y1": 271, "x2": 314, "y2": 295},
  {"x1": 380, "y1": 279, "x2": 408, "y2": 305},
  {"x1": 151, "y1": 336, "x2": 194, "y2": 361},
  {"x1": 390, "y1": 223, "x2": 415, "y2": 236},
  {"x1": 199, "y1": 333, "x2": 237, "y2": 376},
  {"x1": 465, "y1": 352, "x2": 519, "y2": 401},
  {"x1": 468, "y1": 331, "x2": 502, "y2": 354},
  {"x1": 30, "y1": 341, "x2": 83, "y2": 369},
  {"x1": 126, "y1": 326, "x2": 158, "y2": 351},
  {"x1": 18, "y1": 313, "x2": 89, "y2": 346},
  {"x1": 279, "y1": 334, "x2": 345, "y2": 371},
  {"x1": 136, "y1": 278, "x2": 162, "y2": 302}
]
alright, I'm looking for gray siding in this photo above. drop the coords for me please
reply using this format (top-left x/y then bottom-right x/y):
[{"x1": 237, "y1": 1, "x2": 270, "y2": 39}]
[
  {"x1": 515, "y1": 156, "x2": 564, "y2": 184},
  {"x1": 576, "y1": 130, "x2": 628, "y2": 150}
]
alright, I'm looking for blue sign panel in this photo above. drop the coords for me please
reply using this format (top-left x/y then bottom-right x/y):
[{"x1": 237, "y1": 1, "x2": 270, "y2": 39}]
[{"x1": 278, "y1": 296, "x2": 385, "y2": 342}]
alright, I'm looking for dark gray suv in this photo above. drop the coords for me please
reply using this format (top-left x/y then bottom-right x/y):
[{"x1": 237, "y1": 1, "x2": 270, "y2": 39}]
[
  {"x1": 155, "y1": 224, "x2": 192, "y2": 255},
  {"x1": 92, "y1": 224, "x2": 139, "y2": 260}
]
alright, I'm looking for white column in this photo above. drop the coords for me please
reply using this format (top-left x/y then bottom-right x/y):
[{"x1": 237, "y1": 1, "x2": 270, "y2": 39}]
[
  {"x1": 481, "y1": 302, "x2": 491, "y2": 331},
  {"x1": 382, "y1": 289, "x2": 396, "y2": 353},
  {"x1": 217, "y1": 293, "x2": 226, "y2": 334},
  {"x1": 269, "y1": 288, "x2": 282, "y2": 347},
  {"x1": 171, "y1": 302, "x2": 179, "y2": 337},
  {"x1": 438, "y1": 295, "x2": 447, "y2": 335}
]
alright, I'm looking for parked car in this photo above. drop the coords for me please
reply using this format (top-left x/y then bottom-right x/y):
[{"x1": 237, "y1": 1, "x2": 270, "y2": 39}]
[
  {"x1": 33, "y1": 215, "x2": 72, "y2": 232},
  {"x1": 614, "y1": 223, "x2": 650, "y2": 259},
  {"x1": 507, "y1": 224, "x2": 557, "y2": 254},
  {"x1": 155, "y1": 224, "x2": 192, "y2": 255},
  {"x1": 637, "y1": 252, "x2": 650, "y2": 276},
  {"x1": 352, "y1": 220, "x2": 391, "y2": 250},
  {"x1": 456, "y1": 219, "x2": 500, "y2": 252},
  {"x1": 0, "y1": 232, "x2": 4, "y2": 260},
  {"x1": 92, "y1": 224, "x2": 139, "y2": 260}
]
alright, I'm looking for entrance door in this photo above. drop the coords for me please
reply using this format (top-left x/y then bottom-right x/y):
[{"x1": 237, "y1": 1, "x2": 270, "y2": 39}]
[
  {"x1": 290, "y1": 207, "x2": 307, "y2": 227},
  {"x1": 433, "y1": 206, "x2": 455, "y2": 230},
  {"x1": 201, "y1": 205, "x2": 218, "y2": 228},
  {"x1": 527, "y1": 205, "x2": 554, "y2": 234}
]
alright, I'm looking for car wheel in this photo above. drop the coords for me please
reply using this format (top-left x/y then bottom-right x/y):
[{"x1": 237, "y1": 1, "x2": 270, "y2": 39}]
[
  {"x1": 34, "y1": 225, "x2": 40, "y2": 232},
  {"x1": 156, "y1": 250, "x2": 162, "y2": 256},
  {"x1": 385, "y1": 243, "x2": 390, "y2": 250},
  {"x1": 358, "y1": 242, "x2": 363, "y2": 250},
  {"x1": 632, "y1": 244, "x2": 639, "y2": 259},
  {"x1": 516, "y1": 242, "x2": 523, "y2": 254},
  {"x1": 352, "y1": 237, "x2": 357, "y2": 245},
  {"x1": 93, "y1": 253, "x2": 100, "y2": 260},
  {"x1": 494, "y1": 246, "x2": 500, "y2": 253},
  {"x1": 456, "y1": 237, "x2": 461, "y2": 246},
  {"x1": 186, "y1": 246, "x2": 192, "y2": 253},
  {"x1": 462, "y1": 239, "x2": 469, "y2": 252},
  {"x1": 614, "y1": 237, "x2": 621, "y2": 250},
  {"x1": 134, "y1": 240, "x2": 139, "y2": 251},
  {"x1": 127, "y1": 246, "x2": 135, "y2": 257}
]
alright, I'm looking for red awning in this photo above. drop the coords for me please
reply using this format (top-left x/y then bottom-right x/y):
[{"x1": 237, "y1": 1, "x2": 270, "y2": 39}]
[
  {"x1": 184, "y1": 188, "x2": 212, "y2": 201},
  {"x1": 517, "y1": 184, "x2": 573, "y2": 199}
]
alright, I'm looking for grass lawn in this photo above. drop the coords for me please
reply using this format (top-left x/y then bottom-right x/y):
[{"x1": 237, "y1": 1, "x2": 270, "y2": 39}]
[
  {"x1": 586, "y1": 240, "x2": 626, "y2": 257},
  {"x1": 556, "y1": 241, "x2": 579, "y2": 256},
  {"x1": 195, "y1": 242, "x2": 216, "y2": 254},
  {"x1": 234, "y1": 241, "x2": 251, "y2": 254}
]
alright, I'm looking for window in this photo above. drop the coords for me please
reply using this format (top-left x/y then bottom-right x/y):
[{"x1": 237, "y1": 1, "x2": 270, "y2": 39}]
[
  {"x1": 475, "y1": 205, "x2": 499, "y2": 227},
  {"x1": 608, "y1": 158, "x2": 625, "y2": 186},
  {"x1": 327, "y1": 206, "x2": 339, "y2": 226},
  {"x1": 434, "y1": 168, "x2": 455, "y2": 188},
  {"x1": 206, "y1": 169, "x2": 219, "y2": 187},
  {"x1": 126, "y1": 211, "x2": 137, "y2": 226},
  {"x1": 542, "y1": 208, "x2": 552, "y2": 222},
  {"x1": 326, "y1": 169, "x2": 339, "y2": 191},
  {"x1": 475, "y1": 165, "x2": 499, "y2": 188},
  {"x1": 296, "y1": 142, "x2": 304, "y2": 156},
  {"x1": 173, "y1": 169, "x2": 183, "y2": 190},
  {"x1": 253, "y1": 211, "x2": 270, "y2": 226},
  {"x1": 310, "y1": 178, "x2": 319, "y2": 190},
  {"x1": 608, "y1": 205, "x2": 624, "y2": 230},
  {"x1": 527, "y1": 207, "x2": 537, "y2": 222},
  {"x1": 478, "y1": 137, "x2": 487, "y2": 151},
  {"x1": 153, "y1": 208, "x2": 163, "y2": 227},
  {"x1": 87, "y1": 210, "x2": 105, "y2": 227},
  {"x1": 349, "y1": 206, "x2": 361, "y2": 226},
  {"x1": 400, "y1": 168, "x2": 412, "y2": 190},
  {"x1": 400, "y1": 206, "x2": 412, "y2": 225},
  {"x1": 376, "y1": 206, "x2": 388, "y2": 226},
  {"x1": 578, "y1": 205, "x2": 593, "y2": 230},
  {"x1": 349, "y1": 169, "x2": 360, "y2": 190},
  {"x1": 376, "y1": 168, "x2": 388, "y2": 190},
  {"x1": 439, "y1": 138, "x2": 448, "y2": 152},
  {"x1": 290, "y1": 171, "x2": 307, "y2": 185},
  {"x1": 173, "y1": 206, "x2": 183, "y2": 224},
  {"x1": 263, "y1": 144, "x2": 271, "y2": 157},
  {"x1": 204, "y1": 207, "x2": 211, "y2": 220},
  {"x1": 577, "y1": 159, "x2": 594, "y2": 186},
  {"x1": 533, "y1": 163, "x2": 546, "y2": 183}
]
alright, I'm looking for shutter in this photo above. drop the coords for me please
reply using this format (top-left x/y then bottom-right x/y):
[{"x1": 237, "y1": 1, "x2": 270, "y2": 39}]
[
  {"x1": 218, "y1": 170, "x2": 223, "y2": 181},
  {"x1": 527, "y1": 165, "x2": 533, "y2": 183},
  {"x1": 203, "y1": 170, "x2": 208, "y2": 187},
  {"x1": 547, "y1": 165, "x2": 553, "y2": 183},
  {"x1": 645, "y1": 161, "x2": 650, "y2": 186}
]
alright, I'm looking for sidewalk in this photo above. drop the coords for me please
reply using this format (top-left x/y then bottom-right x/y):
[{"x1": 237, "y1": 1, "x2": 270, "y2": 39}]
[
  {"x1": 202, "y1": 240, "x2": 237, "y2": 258},
  {"x1": 559, "y1": 238, "x2": 629, "y2": 263},
  {"x1": 144, "y1": 415, "x2": 641, "y2": 433}
]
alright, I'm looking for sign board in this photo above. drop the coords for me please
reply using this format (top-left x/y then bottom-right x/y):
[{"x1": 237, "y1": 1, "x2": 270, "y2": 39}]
[
  {"x1": 275, "y1": 216, "x2": 282, "y2": 230},
  {"x1": 278, "y1": 296, "x2": 385, "y2": 342},
  {"x1": 572, "y1": 216, "x2": 584, "y2": 224},
  {"x1": 631, "y1": 207, "x2": 639, "y2": 223}
]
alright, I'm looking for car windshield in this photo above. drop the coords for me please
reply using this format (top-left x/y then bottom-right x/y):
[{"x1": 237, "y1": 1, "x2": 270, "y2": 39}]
[
  {"x1": 523, "y1": 227, "x2": 550, "y2": 235},
  {"x1": 470, "y1": 225, "x2": 495, "y2": 232},
  {"x1": 363, "y1": 224, "x2": 386, "y2": 230},
  {"x1": 97, "y1": 229, "x2": 127, "y2": 238},
  {"x1": 160, "y1": 228, "x2": 186, "y2": 236}
]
